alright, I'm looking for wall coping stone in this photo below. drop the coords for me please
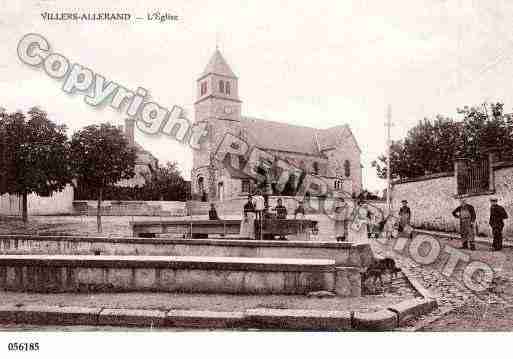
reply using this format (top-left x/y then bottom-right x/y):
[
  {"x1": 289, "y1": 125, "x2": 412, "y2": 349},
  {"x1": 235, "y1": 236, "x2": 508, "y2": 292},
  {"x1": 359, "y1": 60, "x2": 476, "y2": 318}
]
[
  {"x1": 0, "y1": 234, "x2": 362, "y2": 250},
  {"x1": 492, "y1": 160, "x2": 513, "y2": 170},
  {"x1": 130, "y1": 219, "x2": 243, "y2": 226},
  {"x1": 0, "y1": 254, "x2": 335, "y2": 272},
  {"x1": 392, "y1": 160, "x2": 513, "y2": 186},
  {"x1": 453, "y1": 190, "x2": 495, "y2": 199},
  {"x1": 392, "y1": 171, "x2": 454, "y2": 185}
]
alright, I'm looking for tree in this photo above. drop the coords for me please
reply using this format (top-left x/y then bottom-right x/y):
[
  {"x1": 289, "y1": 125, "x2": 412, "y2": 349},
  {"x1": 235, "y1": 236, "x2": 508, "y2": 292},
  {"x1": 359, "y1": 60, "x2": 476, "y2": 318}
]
[
  {"x1": 0, "y1": 108, "x2": 72, "y2": 222},
  {"x1": 70, "y1": 123, "x2": 136, "y2": 232},
  {"x1": 373, "y1": 115, "x2": 462, "y2": 180},
  {"x1": 373, "y1": 102, "x2": 513, "y2": 180},
  {"x1": 143, "y1": 161, "x2": 190, "y2": 201},
  {"x1": 456, "y1": 103, "x2": 513, "y2": 160}
]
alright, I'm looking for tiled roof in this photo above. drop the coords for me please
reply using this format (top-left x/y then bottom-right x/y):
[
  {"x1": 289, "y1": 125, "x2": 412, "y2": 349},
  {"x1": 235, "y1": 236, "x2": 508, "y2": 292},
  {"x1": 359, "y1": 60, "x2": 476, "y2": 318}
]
[
  {"x1": 200, "y1": 49, "x2": 237, "y2": 79},
  {"x1": 316, "y1": 125, "x2": 349, "y2": 150},
  {"x1": 240, "y1": 117, "x2": 353, "y2": 155},
  {"x1": 133, "y1": 141, "x2": 158, "y2": 168}
]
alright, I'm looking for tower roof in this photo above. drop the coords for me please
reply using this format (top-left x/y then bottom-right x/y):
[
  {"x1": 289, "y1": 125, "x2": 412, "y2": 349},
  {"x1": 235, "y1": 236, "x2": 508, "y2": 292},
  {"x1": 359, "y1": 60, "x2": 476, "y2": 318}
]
[{"x1": 200, "y1": 49, "x2": 237, "y2": 79}]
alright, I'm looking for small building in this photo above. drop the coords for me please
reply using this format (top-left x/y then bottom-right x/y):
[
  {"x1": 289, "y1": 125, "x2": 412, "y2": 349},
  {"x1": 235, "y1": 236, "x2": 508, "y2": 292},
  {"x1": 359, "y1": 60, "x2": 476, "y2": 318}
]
[{"x1": 115, "y1": 118, "x2": 159, "y2": 188}]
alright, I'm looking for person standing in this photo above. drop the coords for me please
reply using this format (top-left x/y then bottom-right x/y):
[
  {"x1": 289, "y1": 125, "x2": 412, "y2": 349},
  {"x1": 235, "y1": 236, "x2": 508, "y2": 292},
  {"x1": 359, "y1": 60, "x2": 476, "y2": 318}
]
[
  {"x1": 452, "y1": 199, "x2": 476, "y2": 250},
  {"x1": 208, "y1": 203, "x2": 220, "y2": 220},
  {"x1": 398, "y1": 200, "x2": 411, "y2": 232},
  {"x1": 348, "y1": 198, "x2": 370, "y2": 244},
  {"x1": 253, "y1": 190, "x2": 265, "y2": 221},
  {"x1": 334, "y1": 199, "x2": 349, "y2": 242},
  {"x1": 274, "y1": 198, "x2": 288, "y2": 240},
  {"x1": 253, "y1": 190, "x2": 266, "y2": 240},
  {"x1": 489, "y1": 198, "x2": 508, "y2": 251},
  {"x1": 240, "y1": 194, "x2": 256, "y2": 240},
  {"x1": 294, "y1": 201, "x2": 306, "y2": 219},
  {"x1": 263, "y1": 175, "x2": 273, "y2": 209},
  {"x1": 274, "y1": 198, "x2": 288, "y2": 219}
]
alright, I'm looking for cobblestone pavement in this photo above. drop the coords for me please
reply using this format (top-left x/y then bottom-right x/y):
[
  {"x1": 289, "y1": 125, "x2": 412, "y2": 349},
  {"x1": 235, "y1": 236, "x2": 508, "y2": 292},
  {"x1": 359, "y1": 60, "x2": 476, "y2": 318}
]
[{"x1": 370, "y1": 231, "x2": 513, "y2": 330}]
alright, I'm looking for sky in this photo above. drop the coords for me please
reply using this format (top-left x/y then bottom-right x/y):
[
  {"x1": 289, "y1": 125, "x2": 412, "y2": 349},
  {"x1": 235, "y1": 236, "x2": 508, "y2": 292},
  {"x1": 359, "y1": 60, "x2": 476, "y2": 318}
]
[{"x1": 2, "y1": 0, "x2": 513, "y2": 192}]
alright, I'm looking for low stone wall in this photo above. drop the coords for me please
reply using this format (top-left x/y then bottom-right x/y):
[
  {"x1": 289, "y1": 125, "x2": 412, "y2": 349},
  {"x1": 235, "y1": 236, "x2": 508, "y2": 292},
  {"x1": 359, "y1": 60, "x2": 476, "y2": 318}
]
[
  {"x1": 0, "y1": 235, "x2": 374, "y2": 268},
  {"x1": 73, "y1": 201, "x2": 186, "y2": 217},
  {"x1": 392, "y1": 165, "x2": 513, "y2": 236},
  {"x1": 186, "y1": 201, "x2": 210, "y2": 216},
  {"x1": 0, "y1": 254, "x2": 354, "y2": 295}
]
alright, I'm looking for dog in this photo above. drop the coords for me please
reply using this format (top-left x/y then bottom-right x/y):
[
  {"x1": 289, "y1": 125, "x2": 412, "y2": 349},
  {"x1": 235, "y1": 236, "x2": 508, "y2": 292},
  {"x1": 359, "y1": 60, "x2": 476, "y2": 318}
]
[{"x1": 362, "y1": 257, "x2": 401, "y2": 287}]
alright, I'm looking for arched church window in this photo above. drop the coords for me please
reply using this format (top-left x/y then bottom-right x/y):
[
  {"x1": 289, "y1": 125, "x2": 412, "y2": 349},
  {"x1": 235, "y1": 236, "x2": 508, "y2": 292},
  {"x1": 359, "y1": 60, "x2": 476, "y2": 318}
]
[
  {"x1": 241, "y1": 179, "x2": 251, "y2": 194},
  {"x1": 198, "y1": 176, "x2": 204, "y2": 192},
  {"x1": 200, "y1": 82, "x2": 207, "y2": 96},
  {"x1": 219, "y1": 81, "x2": 224, "y2": 93},
  {"x1": 225, "y1": 81, "x2": 230, "y2": 95},
  {"x1": 344, "y1": 160, "x2": 351, "y2": 177}
]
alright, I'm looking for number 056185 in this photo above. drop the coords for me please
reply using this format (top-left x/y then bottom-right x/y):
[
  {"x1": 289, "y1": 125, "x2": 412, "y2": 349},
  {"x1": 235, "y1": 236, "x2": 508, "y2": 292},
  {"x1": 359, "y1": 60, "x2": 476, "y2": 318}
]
[{"x1": 8, "y1": 342, "x2": 40, "y2": 351}]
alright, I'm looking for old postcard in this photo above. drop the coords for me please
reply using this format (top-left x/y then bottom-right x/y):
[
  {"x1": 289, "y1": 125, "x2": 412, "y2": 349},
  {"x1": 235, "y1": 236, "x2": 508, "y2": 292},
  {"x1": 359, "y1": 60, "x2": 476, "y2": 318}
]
[{"x1": 1, "y1": 0, "x2": 512, "y2": 357}]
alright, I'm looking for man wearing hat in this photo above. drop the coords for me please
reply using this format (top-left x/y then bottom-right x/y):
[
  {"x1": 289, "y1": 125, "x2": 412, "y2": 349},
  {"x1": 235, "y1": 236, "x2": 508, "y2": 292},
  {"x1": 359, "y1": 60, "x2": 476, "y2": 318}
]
[
  {"x1": 489, "y1": 198, "x2": 508, "y2": 251},
  {"x1": 398, "y1": 200, "x2": 411, "y2": 233},
  {"x1": 452, "y1": 198, "x2": 477, "y2": 250},
  {"x1": 333, "y1": 198, "x2": 349, "y2": 242}
]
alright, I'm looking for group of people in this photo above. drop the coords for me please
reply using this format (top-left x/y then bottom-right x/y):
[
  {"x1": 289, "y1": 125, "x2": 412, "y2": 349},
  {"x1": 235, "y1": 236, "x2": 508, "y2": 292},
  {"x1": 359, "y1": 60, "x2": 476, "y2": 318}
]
[
  {"x1": 210, "y1": 191, "x2": 510, "y2": 249},
  {"x1": 333, "y1": 197, "x2": 373, "y2": 243},
  {"x1": 452, "y1": 197, "x2": 508, "y2": 251},
  {"x1": 393, "y1": 197, "x2": 509, "y2": 251},
  {"x1": 239, "y1": 191, "x2": 306, "y2": 240}
]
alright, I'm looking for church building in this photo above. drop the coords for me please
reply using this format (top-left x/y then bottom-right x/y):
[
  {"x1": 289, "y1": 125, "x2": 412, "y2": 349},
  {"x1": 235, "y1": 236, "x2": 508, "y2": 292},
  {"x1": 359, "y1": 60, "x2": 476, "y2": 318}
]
[{"x1": 191, "y1": 49, "x2": 363, "y2": 201}]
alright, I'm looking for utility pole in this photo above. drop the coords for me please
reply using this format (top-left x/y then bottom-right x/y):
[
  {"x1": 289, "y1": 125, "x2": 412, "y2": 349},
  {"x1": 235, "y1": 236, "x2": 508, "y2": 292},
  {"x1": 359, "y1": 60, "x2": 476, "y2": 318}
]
[{"x1": 385, "y1": 105, "x2": 394, "y2": 216}]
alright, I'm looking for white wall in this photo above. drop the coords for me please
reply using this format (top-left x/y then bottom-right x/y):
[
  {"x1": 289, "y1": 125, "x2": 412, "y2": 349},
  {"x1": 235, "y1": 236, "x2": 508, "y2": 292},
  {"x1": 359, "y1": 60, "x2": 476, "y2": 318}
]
[{"x1": 0, "y1": 184, "x2": 74, "y2": 216}]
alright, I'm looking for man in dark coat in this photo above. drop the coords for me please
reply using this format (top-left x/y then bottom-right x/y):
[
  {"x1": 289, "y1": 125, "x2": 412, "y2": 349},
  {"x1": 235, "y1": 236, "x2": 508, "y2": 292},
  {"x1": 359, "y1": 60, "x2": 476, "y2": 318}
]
[
  {"x1": 489, "y1": 198, "x2": 508, "y2": 251},
  {"x1": 452, "y1": 199, "x2": 476, "y2": 250},
  {"x1": 274, "y1": 198, "x2": 288, "y2": 220},
  {"x1": 398, "y1": 200, "x2": 411, "y2": 233},
  {"x1": 208, "y1": 203, "x2": 220, "y2": 220}
]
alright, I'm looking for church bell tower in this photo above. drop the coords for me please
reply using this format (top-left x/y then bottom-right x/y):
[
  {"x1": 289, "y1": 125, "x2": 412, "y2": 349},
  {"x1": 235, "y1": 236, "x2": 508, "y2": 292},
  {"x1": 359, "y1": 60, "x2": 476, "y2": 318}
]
[{"x1": 192, "y1": 49, "x2": 242, "y2": 201}]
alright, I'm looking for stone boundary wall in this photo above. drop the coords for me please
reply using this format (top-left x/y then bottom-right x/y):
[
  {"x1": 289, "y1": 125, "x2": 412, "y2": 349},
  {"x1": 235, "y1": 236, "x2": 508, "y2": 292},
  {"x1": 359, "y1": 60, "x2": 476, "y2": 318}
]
[
  {"x1": 73, "y1": 201, "x2": 186, "y2": 217},
  {"x1": 391, "y1": 164, "x2": 513, "y2": 236},
  {"x1": 0, "y1": 184, "x2": 74, "y2": 216},
  {"x1": 190, "y1": 196, "x2": 386, "y2": 217},
  {"x1": 185, "y1": 201, "x2": 210, "y2": 216}
]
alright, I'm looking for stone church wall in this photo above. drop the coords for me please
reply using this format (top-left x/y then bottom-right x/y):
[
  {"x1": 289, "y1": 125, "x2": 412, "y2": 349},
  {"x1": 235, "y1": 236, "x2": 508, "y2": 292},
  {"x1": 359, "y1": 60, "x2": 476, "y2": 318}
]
[{"x1": 323, "y1": 145, "x2": 362, "y2": 195}]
